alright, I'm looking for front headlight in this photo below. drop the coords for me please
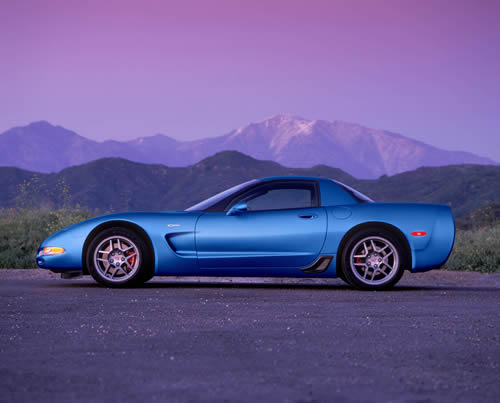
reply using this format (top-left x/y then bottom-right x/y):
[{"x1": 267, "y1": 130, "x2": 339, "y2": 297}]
[{"x1": 38, "y1": 247, "x2": 65, "y2": 256}]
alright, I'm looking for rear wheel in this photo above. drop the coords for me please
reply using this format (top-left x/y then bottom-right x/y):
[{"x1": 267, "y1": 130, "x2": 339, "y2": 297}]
[
  {"x1": 87, "y1": 227, "x2": 154, "y2": 287},
  {"x1": 341, "y1": 228, "x2": 406, "y2": 290}
]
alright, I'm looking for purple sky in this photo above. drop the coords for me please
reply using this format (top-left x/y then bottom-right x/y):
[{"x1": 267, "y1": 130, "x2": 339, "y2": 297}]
[{"x1": 1, "y1": 0, "x2": 499, "y2": 161}]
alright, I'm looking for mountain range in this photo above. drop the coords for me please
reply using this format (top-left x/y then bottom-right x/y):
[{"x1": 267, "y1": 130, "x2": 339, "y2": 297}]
[
  {"x1": 1, "y1": 151, "x2": 499, "y2": 217},
  {"x1": 0, "y1": 115, "x2": 496, "y2": 179}
]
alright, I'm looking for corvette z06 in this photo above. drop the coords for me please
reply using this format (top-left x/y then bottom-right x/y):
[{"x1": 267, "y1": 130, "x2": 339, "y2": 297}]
[{"x1": 37, "y1": 177, "x2": 455, "y2": 290}]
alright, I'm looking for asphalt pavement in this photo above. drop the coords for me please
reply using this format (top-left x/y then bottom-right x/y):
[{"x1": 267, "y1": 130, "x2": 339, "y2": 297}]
[{"x1": 1, "y1": 269, "x2": 499, "y2": 403}]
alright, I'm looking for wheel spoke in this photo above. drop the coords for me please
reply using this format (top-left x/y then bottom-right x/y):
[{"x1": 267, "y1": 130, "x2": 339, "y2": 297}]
[
  {"x1": 125, "y1": 252, "x2": 137, "y2": 260},
  {"x1": 115, "y1": 238, "x2": 121, "y2": 251},
  {"x1": 363, "y1": 267, "x2": 369, "y2": 279},
  {"x1": 363, "y1": 242, "x2": 369, "y2": 255},
  {"x1": 97, "y1": 258, "x2": 108, "y2": 262},
  {"x1": 371, "y1": 239, "x2": 377, "y2": 252}
]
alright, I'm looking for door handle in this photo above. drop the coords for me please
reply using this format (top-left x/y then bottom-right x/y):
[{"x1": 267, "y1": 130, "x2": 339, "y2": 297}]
[{"x1": 298, "y1": 214, "x2": 318, "y2": 219}]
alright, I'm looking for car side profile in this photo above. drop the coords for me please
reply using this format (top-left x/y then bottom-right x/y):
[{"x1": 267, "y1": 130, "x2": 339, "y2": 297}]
[{"x1": 37, "y1": 177, "x2": 455, "y2": 290}]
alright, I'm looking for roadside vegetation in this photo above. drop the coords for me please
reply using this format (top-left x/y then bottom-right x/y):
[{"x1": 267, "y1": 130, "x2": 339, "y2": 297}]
[
  {"x1": 0, "y1": 208, "x2": 498, "y2": 272},
  {"x1": 444, "y1": 225, "x2": 500, "y2": 273},
  {"x1": 0, "y1": 209, "x2": 94, "y2": 269}
]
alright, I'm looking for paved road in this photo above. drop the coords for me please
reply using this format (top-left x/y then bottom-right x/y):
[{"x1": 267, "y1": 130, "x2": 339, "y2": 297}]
[{"x1": 1, "y1": 270, "x2": 499, "y2": 403}]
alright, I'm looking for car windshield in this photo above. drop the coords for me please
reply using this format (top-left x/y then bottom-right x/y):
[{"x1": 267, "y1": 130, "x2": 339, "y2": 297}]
[
  {"x1": 185, "y1": 179, "x2": 259, "y2": 211},
  {"x1": 333, "y1": 180, "x2": 374, "y2": 203}
]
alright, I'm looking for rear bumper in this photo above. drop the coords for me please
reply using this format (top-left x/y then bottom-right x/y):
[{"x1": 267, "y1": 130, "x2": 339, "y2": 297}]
[{"x1": 412, "y1": 206, "x2": 455, "y2": 272}]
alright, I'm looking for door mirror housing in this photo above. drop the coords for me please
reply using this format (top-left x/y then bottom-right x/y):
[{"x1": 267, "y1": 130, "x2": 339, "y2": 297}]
[{"x1": 226, "y1": 201, "x2": 248, "y2": 216}]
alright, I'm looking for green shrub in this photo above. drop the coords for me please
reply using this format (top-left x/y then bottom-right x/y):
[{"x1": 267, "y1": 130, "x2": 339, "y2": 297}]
[
  {"x1": 444, "y1": 225, "x2": 500, "y2": 273},
  {"x1": 0, "y1": 209, "x2": 94, "y2": 269}
]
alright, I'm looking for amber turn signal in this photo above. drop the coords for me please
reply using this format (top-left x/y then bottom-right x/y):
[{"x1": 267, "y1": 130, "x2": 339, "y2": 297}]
[{"x1": 41, "y1": 247, "x2": 66, "y2": 256}]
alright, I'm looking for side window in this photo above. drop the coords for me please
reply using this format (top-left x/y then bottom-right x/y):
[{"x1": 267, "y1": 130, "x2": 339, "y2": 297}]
[{"x1": 233, "y1": 182, "x2": 317, "y2": 211}]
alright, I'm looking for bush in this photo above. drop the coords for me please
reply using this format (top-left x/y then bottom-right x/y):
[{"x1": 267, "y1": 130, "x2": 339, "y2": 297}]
[
  {"x1": 444, "y1": 225, "x2": 500, "y2": 273},
  {"x1": 0, "y1": 209, "x2": 94, "y2": 269}
]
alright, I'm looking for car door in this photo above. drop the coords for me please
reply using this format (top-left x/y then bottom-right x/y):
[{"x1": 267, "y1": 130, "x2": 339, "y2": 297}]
[{"x1": 195, "y1": 180, "x2": 327, "y2": 270}]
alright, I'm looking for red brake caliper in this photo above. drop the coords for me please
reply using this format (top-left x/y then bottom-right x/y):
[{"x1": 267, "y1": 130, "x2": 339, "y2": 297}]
[{"x1": 126, "y1": 251, "x2": 136, "y2": 267}]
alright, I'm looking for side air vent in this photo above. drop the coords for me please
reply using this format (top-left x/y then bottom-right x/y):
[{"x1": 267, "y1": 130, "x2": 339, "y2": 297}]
[{"x1": 301, "y1": 256, "x2": 333, "y2": 274}]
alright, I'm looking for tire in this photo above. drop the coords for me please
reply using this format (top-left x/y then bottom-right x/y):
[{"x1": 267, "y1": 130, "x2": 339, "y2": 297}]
[
  {"x1": 340, "y1": 228, "x2": 407, "y2": 290},
  {"x1": 86, "y1": 227, "x2": 154, "y2": 287}
]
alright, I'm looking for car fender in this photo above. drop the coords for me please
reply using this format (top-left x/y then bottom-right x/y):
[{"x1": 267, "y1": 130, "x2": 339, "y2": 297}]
[
  {"x1": 38, "y1": 211, "x2": 203, "y2": 275},
  {"x1": 320, "y1": 203, "x2": 454, "y2": 272}
]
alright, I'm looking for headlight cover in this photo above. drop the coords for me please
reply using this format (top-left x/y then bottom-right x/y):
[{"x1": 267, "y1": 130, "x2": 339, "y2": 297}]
[{"x1": 38, "y1": 247, "x2": 66, "y2": 256}]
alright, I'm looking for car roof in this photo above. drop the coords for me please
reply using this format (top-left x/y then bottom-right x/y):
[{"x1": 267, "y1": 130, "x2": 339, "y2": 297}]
[{"x1": 258, "y1": 176, "x2": 333, "y2": 183}]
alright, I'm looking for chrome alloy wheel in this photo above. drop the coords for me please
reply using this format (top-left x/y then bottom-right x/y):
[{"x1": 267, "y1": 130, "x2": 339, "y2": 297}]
[
  {"x1": 93, "y1": 236, "x2": 141, "y2": 282},
  {"x1": 349, "y1": 236, "x2": 400, "y2": 286}
]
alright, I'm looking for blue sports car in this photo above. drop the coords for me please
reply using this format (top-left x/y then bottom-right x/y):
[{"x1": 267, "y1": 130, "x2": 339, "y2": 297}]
[{"x1": 37, "y1": 177, "x2": 455, "y2": 290}]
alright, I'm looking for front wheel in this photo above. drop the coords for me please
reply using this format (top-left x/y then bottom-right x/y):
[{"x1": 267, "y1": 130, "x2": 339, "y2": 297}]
[
  {"x1": 86, "y1": 227, "x2": 154, "y2": 287},
  {"x1": 340, "y1": 228, "x2": 406, "y2": 290}
]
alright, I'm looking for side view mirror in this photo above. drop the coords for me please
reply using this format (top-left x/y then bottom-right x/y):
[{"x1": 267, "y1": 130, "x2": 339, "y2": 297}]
[{"x1": 226, "y1": 201, "x2": 248, "y2": 216}]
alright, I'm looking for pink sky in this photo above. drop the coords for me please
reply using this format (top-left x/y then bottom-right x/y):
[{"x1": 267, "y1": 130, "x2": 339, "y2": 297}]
[{"x1": 1, "y1": 0, "x2": 499, "y2": 161}]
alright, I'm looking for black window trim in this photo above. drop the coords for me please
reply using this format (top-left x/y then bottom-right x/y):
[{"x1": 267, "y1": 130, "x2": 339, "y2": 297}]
[
  {"x1": 203, "y1": 179, "x2": 321, "y2": 213},
  {"x1": 331, "y1": 179, "x2": 373, "y2": 204}
]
